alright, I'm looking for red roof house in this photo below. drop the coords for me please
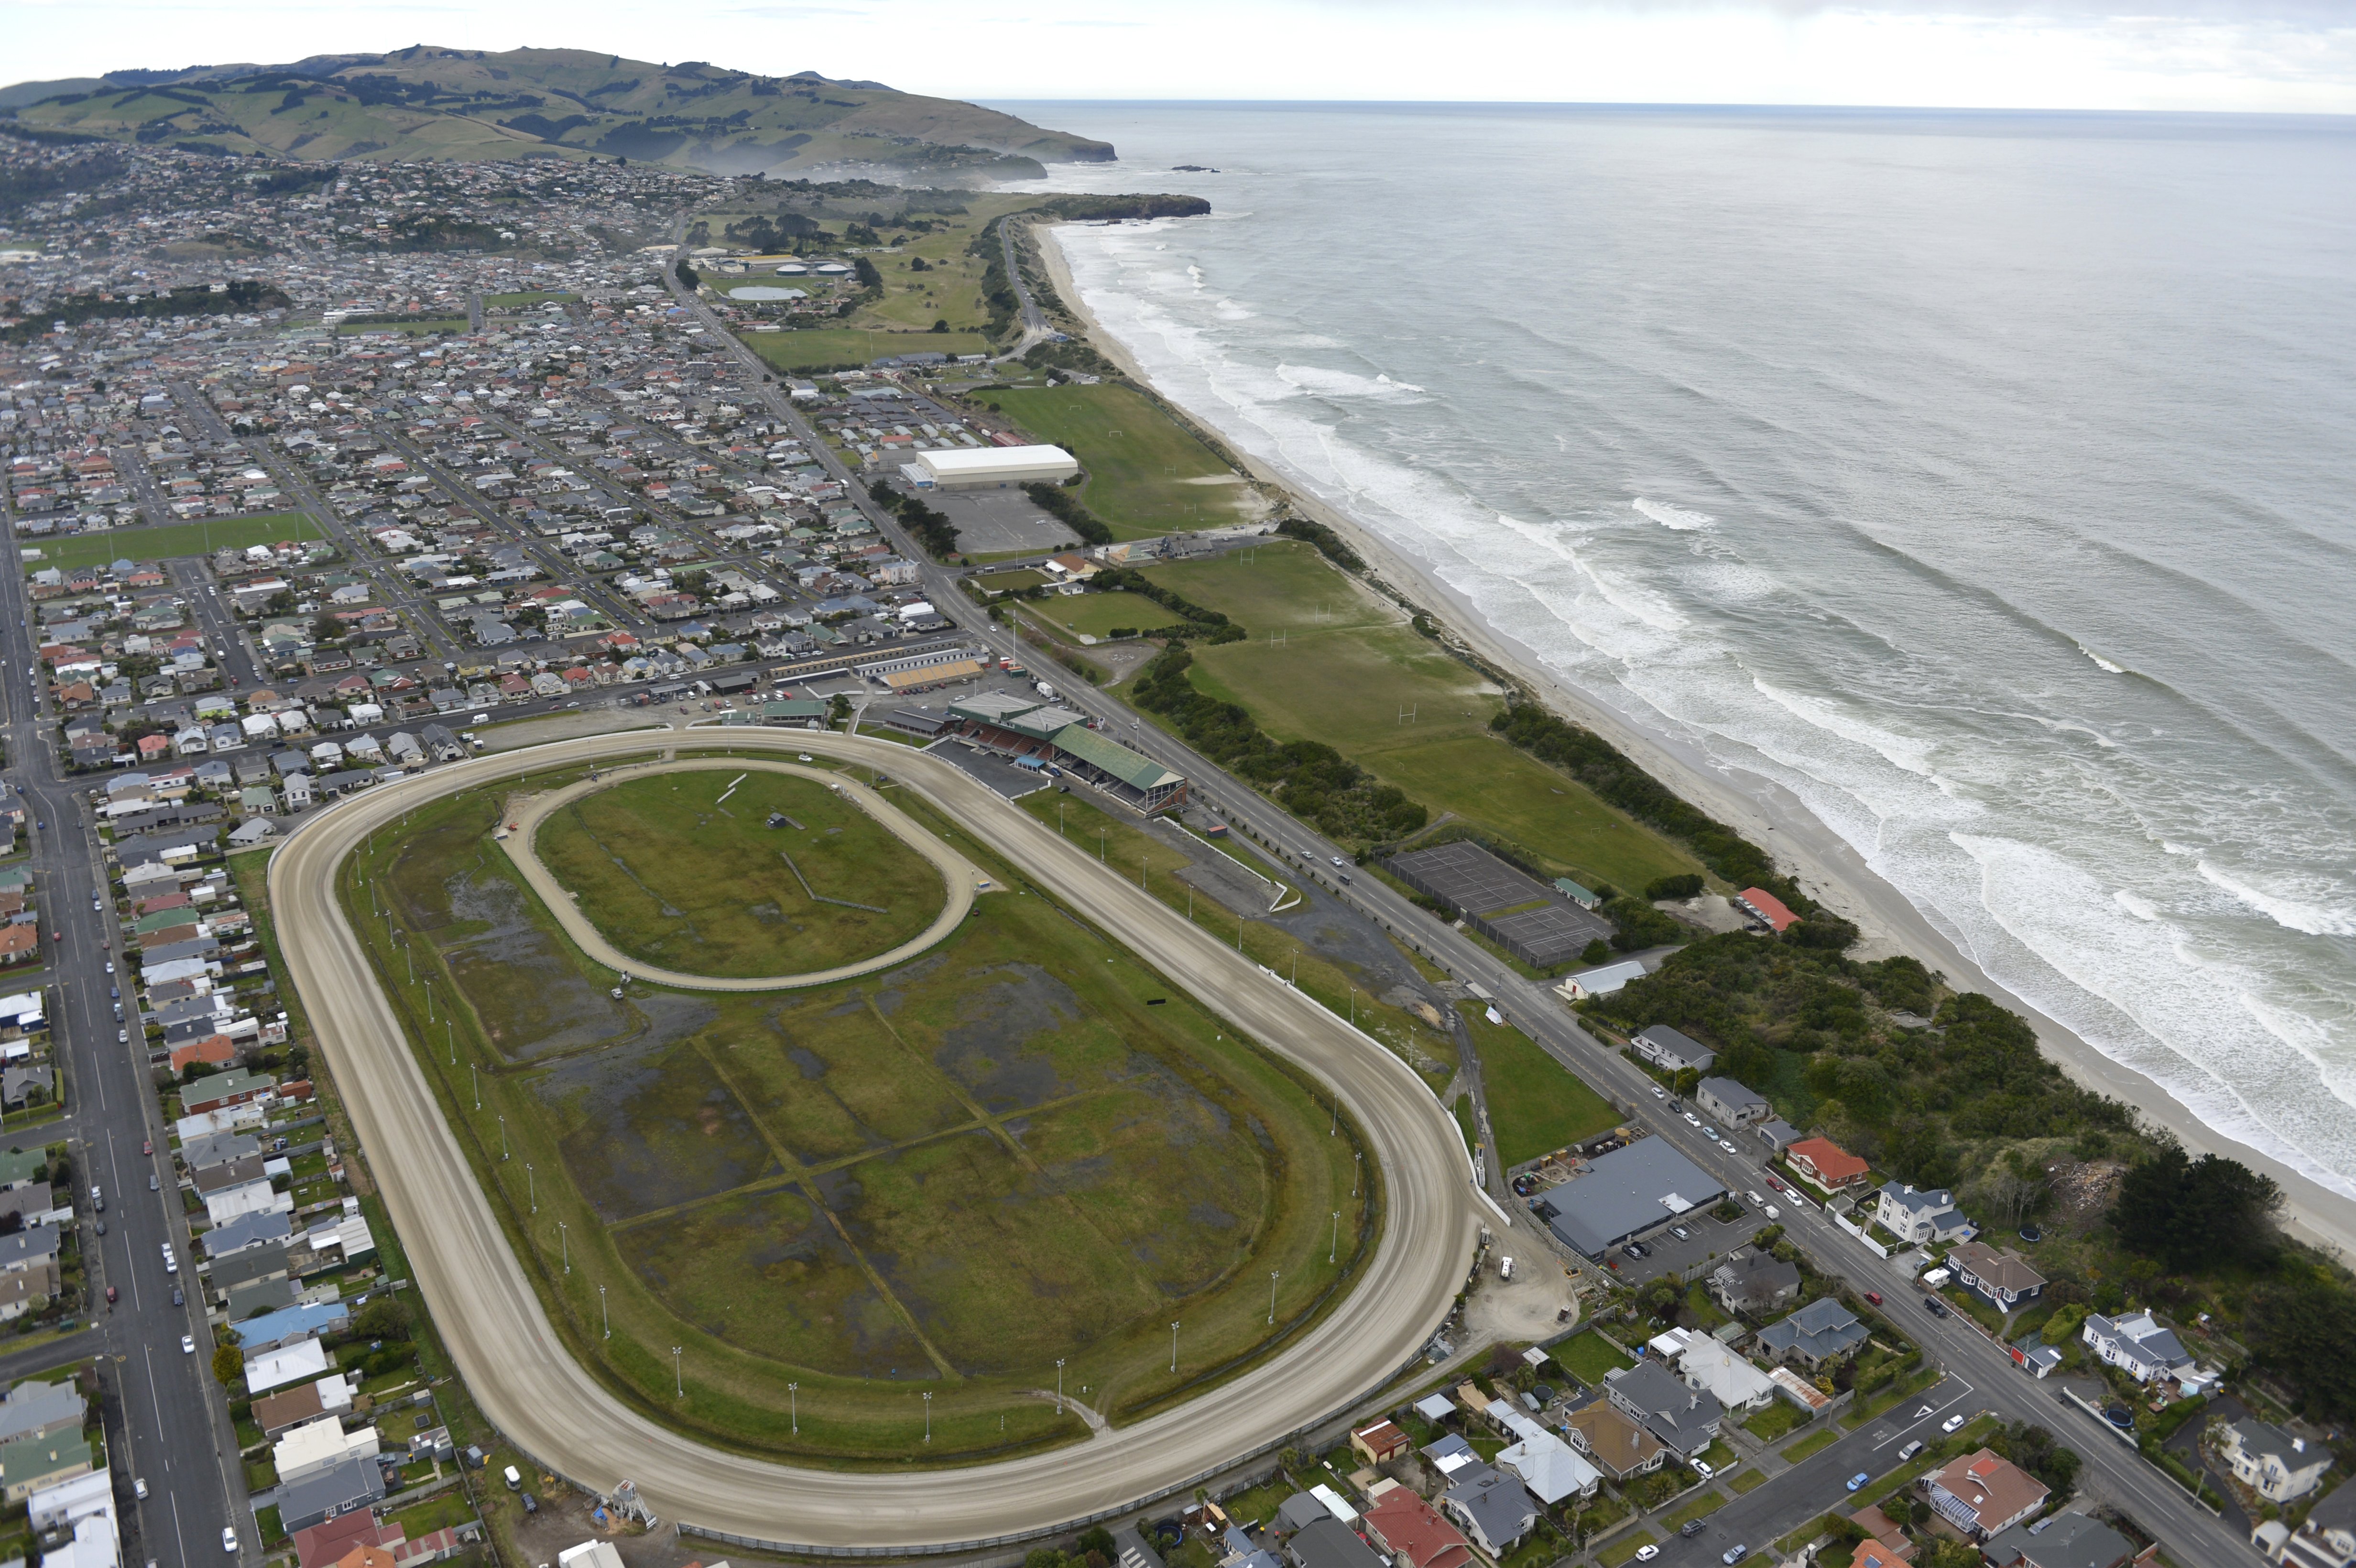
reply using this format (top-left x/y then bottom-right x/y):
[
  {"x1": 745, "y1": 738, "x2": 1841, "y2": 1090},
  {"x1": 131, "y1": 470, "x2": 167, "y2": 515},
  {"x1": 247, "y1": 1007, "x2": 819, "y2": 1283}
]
[
  {"x1": 1362, "y1": 1486, "x2": 1474, "y2": 1568},
  {"x1": 1788, "y1": 1137, "x2": 1871, "y2": 1190}
]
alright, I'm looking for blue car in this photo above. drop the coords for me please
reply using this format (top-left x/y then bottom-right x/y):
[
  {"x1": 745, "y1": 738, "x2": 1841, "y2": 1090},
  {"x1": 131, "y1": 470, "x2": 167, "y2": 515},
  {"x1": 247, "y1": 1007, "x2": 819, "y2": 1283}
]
[{"x1": 1847, "y1": 1472, "x2": 1870, "y2": 1492}]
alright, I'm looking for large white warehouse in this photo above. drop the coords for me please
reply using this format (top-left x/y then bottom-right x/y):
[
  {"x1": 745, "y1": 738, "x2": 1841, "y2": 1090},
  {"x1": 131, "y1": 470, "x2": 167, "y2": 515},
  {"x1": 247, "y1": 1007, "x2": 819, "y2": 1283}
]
[{"x1": 913, "y1": 445, "x2": 1079, "y2": 490}]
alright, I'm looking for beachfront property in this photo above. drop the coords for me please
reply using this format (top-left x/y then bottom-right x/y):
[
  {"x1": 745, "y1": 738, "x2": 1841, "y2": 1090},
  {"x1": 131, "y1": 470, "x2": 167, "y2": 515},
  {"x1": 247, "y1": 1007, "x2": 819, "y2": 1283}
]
[
  {"x1": 1696, "y1": 1076, "x2": 1771, "y2": 1128},
  {"x1": 907, "y1": 444, "x2": 1079, "y2": 490},
  {"x1": 2082, "y1": 1309, "x2": 2215, "y2": 1393},
  {"x1": 1736, "y1": 886, "x2": 1800, "y2": 933},
  {"x1": 2220, "y1": 1419, "x2": 2334, "y2": 1504},
  {"x1": 1949, "y1": 1241, "x2": 2048, "y2": 1311},
  {"x1": 1786, "y1": 1135, "x2": 1871, "y2": 1191},
  {"x1": 2254, "y1": 1476, "x2": 2356, "y2": 1567},
  {"x1": 1631, "y1": 1023, "x2": 1715, "y2": 1075},
  {"x1": 1875, "y1": 1183, "x2": 1977, "y2": 1246}
]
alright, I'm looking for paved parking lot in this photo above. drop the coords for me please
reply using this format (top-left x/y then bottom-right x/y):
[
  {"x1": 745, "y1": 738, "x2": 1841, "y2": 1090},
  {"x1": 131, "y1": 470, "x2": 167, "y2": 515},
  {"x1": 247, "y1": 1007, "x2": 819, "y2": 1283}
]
[
  {"x1": 927, "y1": 487, "x2": 1079, "y2": 555},
  {"x1": 929, "y1": 737, "x2": 1054, "y2": 799},
  {"x1": 1609, "y1": 1207, "x2": 1768, "y2": 1286}
]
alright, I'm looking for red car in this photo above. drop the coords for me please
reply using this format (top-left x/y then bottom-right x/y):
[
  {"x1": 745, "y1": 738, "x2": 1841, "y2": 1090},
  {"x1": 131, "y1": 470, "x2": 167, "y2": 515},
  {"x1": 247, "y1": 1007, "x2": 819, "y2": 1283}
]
[
  {"x1": 1865, "y1": 1291, "x2": 1884, "y2": 1306},
  {"x1": 142, "y1": 1141, "x2": 152, "y2": 1156}
]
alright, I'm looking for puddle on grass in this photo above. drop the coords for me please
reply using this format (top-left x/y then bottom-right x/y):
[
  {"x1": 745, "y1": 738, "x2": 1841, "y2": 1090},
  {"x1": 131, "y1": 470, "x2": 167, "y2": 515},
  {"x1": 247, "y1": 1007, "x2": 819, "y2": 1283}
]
[{"x1": 931, "y1": 964, "x2": 1090, "y2": 1112}]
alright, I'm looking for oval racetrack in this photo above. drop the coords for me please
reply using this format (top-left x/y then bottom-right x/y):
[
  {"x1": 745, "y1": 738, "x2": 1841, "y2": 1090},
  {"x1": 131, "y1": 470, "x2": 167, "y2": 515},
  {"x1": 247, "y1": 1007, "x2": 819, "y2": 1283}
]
[{"x1": 269, "y1": 729, "x2": 1480, "y2": 1551}]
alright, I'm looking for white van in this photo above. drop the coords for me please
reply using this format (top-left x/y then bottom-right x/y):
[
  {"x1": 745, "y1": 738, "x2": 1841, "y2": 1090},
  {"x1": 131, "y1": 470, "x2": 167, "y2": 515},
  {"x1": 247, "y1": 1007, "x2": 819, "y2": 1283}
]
[
  {"x1": 503, "y1": 1464, "x2": 522, "y2": 1491},
  {"x1": 1499, "y1": 1256, "x2": 1515, "y2": 1281},
  {"x1": 1764, "y1": 1204, "x2": 1781, "y2": 1220},
  {"x1": 1745, "y1": 1190, "x2": 1766, "y2": 1208}
]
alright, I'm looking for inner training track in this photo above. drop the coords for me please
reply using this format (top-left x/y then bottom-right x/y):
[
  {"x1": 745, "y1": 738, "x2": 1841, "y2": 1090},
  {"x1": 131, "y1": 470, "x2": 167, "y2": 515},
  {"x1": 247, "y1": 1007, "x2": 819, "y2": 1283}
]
[{"x1": 268, "y1": 729, "x2": 1479, "y2": 1551}]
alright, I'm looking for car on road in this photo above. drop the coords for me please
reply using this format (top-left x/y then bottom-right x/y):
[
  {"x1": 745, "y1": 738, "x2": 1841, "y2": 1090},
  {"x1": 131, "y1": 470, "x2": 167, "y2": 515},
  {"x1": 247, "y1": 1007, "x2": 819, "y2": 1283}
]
[
  {"x1": 1943, "y1": 1413, "x2": 1968, "y2": 1433},
  {"x1": 1330, "y1": 856, "x2": 1345, "y2": 867},
  {"x1": 148, "y1": 1175, "x2": 158, "y2": 1191},
  {"x1": 1923, "y1": 1297, "x2": 1949, "y2": 1317},
  {"x1": 1702, "y1": 1126, "x2": 1718, "y2": 1140},
  {"x1": 134, "y1": 1478, "x2": 147, "y2": 1499},
  {"x1": 172, "y1": 1287, "x2": 183, "y2": 1307},
  {"x1": 1651, "y1": 1085, "x2": 1665, "y2": 1098},
  {"x1": 1746, "y1": 1190, "x2": 1765, "y2": 1207},
  {"x1": 162, "y1": 1244, "x2": 177, "y2": 1274},
  {"x1": 1682, "y1": 1111, "x2": 1701, "y2": 1126},
  {"x1": 183, "y1": 1335, "x2": 196, "y2": 1354},
  {"x1": 103, "y1": 961, "x2": 112, "y2": 974},
  {"x1": 1723, "y1": 1547, "x2": 1748, "y2": 1565},
  {"x1": 223, "y1": 1527, "x2": 238, "y2": 1553},
  {"x1": 1865, "y1": 1291, "x2": 1883, "y2": 1305},
  {"x1": 105, "y1": 1286, "x2": 116, "y2": 1304},
  {"x1": 1898, "y1": 1439, "x2": 1924, "y2": 1461},
  {"x1": 1720, "y1": 1139, "x2": 1738, "y2": 1153},
  {"x1": 142, "y1": 1140, "x2": 150, "y2": 1155},
  {"x1": 1634, "y1": 1549, "x2": 1659, "y2": 1563},
  {"x1": 1847, "y1": 1472, "x2": 1870, "y2": 1491},
  {"x1": 1680, "y1": 1521, "x2": 1707, "y2": 1538}
]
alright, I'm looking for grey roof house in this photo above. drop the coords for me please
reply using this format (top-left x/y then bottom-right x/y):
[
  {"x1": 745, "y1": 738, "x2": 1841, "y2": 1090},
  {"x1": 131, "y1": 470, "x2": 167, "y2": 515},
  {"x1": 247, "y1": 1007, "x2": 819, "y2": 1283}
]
[
  {"x1": 1755, "y1": 1297, "x2": 1870, "y2": 1369},
  {"x1": 1696, "y1": 1077, "x2": 1771, "y2": 1128},
  {"x1": 1632, "y1": 1024, "x2": 1715, "y2": 1074},
  {"x1": 1709, "y1": 1252, "x2": 1803, "y2": 1318},
  {"x1": 1440, "y1": 1463, "x2": 1542, "y2": 1557},
  {"x1": 1602, "y1": 1360, "x2": 1722, "y2": 1459}
]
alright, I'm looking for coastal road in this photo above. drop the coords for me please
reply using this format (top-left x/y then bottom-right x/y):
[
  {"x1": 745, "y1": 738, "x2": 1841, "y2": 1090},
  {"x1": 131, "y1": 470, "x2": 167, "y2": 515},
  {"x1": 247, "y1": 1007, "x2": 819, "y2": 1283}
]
[
  {"x1": 654, "y1": 257, "x2": 2254, "y2": 1557},
  {"x1": 267, "y1": 726, "x2": 1480, "y2": 1551}
]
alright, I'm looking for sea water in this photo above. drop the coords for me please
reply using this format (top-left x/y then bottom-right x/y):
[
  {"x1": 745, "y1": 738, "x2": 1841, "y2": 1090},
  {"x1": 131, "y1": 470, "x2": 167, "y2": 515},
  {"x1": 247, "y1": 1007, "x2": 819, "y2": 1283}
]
[{"x1": 995, "y1": 102, "x2": 2356, "y2": 1196}]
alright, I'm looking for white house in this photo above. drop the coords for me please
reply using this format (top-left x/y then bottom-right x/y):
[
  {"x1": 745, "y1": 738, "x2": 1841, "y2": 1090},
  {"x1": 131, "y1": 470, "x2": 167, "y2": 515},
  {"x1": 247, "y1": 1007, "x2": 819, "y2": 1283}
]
[
  {"x1": 2222, "y1": 1420, "x2": 2334, "y2": 1504},
  {"x1": 272, "y1": 1414, "x2": 381, "y2": 1487},
  {"x1": 1632, "y1": 1024, "x2": 1715, "y2": 1075},
  {"x1": 2083, "y1": 1309, "x2": 2215, "y2": 1393},
  {"x1": 1875, "y1": 1184, "x2": 1976, "y2": 1246},
  {"x1": 245, "y1": 1337, "x2": 331, "y2": 1395},
  {"x1": 1676, "y1": 1337, "x2": 1779, "y2": 1413}
]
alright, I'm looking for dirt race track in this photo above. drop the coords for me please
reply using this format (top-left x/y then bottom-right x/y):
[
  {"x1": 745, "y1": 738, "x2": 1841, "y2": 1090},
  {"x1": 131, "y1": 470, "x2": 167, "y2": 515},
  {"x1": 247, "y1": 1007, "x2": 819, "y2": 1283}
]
[{"x1": 268, "y1": 729, "x2": 1480, "y2": 1552}]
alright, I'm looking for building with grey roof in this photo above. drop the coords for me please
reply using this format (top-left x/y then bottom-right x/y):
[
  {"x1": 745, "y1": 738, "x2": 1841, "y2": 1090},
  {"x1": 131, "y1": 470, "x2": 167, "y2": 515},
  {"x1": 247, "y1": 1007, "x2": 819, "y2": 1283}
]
[
  {"x1": 1601, "y1": 1360, "x2": 1722, "y2": 1459},
  {"x1": 1983, "y1": 1511, "x2": 2138, "y2": 1568},
  {"x1": 1755, "y1": 1297, "x2": 1869, "y2": 1369},
  {"x1": 1532, "y1": 1136, "x2": 1725, "y2": 1259},
  {"x1": 1439, "y1": 1463, "x2": 1540, "y2": 1557}
]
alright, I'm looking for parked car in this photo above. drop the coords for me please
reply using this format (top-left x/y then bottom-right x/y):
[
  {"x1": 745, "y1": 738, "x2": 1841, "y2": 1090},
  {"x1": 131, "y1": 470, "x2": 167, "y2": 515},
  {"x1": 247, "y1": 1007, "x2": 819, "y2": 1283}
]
[
  {"x1": 134, "y1": 1477, "x2": 148, "y2": 1499},
  {"x1": 1693, "y1": 1459, "x2": 1715, "y2": 1480},
  {"x1": 1682, "y1": 1111, "x2": 1701, "y2": 1127},
  {"x1": 521, "y1": 1493, "x2": 538, "y2": 1515},
  {"x1": 1746, "y1": 1190, "x2": 1765, "y2": 1207},
  {"x1": 1635, "y1": 1549, "x2": 1659, "y2": 1563},
  {"x1": 1898, "y1": 1439, "x2": 1924, "y2": 1461},
  {"x1": 1702, "y1": 1126, "x2": 1719, "y2": 1140},
  {"x1": 172, "y1": 1287, "x2": 184, "y2": 1307},
  {"x1": 1865, "y1": 1291, "x2": 1884, "y2": 1305},
  {"x1": 1720, "y1": 1139, "x2": 1738, "y2": 1153},
  {"x1": 1723, "y1": 1547, "x2": 1749, "y2": 1566},
  {"x1": 182, "y1": 1335, "x2": 196, "y2": 1355},
  {"x1": 105, "y1": 1286, "x2": 117, "y2": 1304},
  {"x1": 1651, "y1": 1085, "x2": 1665, "y2": 1098},
  {"x1": 1943, "y1": 1413, "x2": 1968, "y2": 1433},
  {"x1": 1680, "y1": 1521, "x2": 1707, "y2": 1538},
  {"x1": 223, "y1": 1528, "x2": 238, "y2": 1553},
  {"x1": 1923, "y1": 1297, "x2": 1948, "y2": 1317},
  {"x1": 1847, "y1": 1472, "x2": 1870, "y2": 1491}
]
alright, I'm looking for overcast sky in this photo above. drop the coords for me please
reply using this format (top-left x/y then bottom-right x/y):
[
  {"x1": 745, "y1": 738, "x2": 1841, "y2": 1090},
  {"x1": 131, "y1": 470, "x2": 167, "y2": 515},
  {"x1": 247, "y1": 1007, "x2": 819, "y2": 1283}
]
[{"x1": 7, "y1": 0, "x2": 2354, "y2": 115}]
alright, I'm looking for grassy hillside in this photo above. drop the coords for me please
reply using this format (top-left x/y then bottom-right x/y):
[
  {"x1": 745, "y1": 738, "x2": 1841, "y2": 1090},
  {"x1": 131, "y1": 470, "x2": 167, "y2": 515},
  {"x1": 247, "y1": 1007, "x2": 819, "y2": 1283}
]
[{"x1": 1, "y1": 46, "x2": 1114, "y2": 176}]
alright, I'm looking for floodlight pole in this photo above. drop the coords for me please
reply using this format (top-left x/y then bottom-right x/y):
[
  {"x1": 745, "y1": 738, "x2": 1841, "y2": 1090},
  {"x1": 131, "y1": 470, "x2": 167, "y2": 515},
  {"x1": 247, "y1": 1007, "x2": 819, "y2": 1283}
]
[
  {"x1": 923, "y1": 1390, "x2": 932, "y2": 1443},
  {"x1": 1171, "y1": 1321, "x2": 1179, "y2": 1375},
  {"x1": 527, "y1": 1162, "x2": 535, "y2": 1213},
  {"x1": 788, "y1": 1382, "x2": 798, "y2": 1434},
  {"x1": 1331, "y1": 1210, "x2": 1341, "y2": 1264},
  {"x1": 499, "y1": 1115, "x2": 507, "y2": 1160},
  {"x1": 1056, "y1": 1359, "x2": 1066, "y2": 1415},
  {"x1": 1269, "y1": 1270, "x2": 1280, "y2": 1325},
  {"x1": 471, "y1": 1062, "x2": 479, "y2": 1111},
  {"x1": 600, "y1": 1285, "x2": 609, "y2": 1339},
  {"x1": 558, "y1": 1220, "x2": 569, "y2": 1273},
  {"x1": 673, "y1": 1346, "x2": 684, "y2": 1398}
]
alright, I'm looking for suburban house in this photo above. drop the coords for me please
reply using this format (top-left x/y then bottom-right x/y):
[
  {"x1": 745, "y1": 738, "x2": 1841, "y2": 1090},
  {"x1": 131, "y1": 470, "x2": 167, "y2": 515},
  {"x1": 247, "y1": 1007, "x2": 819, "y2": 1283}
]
[
  {"x1": 0, "y1": 1432, "x2": 91, "y2": 1503},
  {"x1": 1284, "y1": 1517, "x2": 1385, "y2": 1568},
  {"x1": 1440, "y1": 1463, "x2": 1542, "y2": 1558},
  {"x1": 1983, "y1": 1512, "x2": 2152, "y2": 1568},
  {"x1": 1846, "y1": 1504, "x2": 1917, "y2": 1567},
  {"x1": 2082, "y1": 1310, "x2": 2207, "y2": 1390},
  {"x1": 0, "y1": 1379, "x2": 83, "y2": 1447},
  {"x1": 1564, "y1": 1400, "x2": 1667, "y2": 1480},
  {"x1": 1923, "y1": 1449, "x2": 2050, "y2": 1541},
  {"x1": 1756, "y1": 1297, "x2": 1871, "y2": 1370},
  {"x1": 1632, "y1": 1024, "x2": 1715, "y2": 1075},
  {"x1": 1696, "y1": 1077, "x2": 1771, "y2": 1128},
  {"x1": 1950, "y1": 1242, "x2": 2049, "y2": 1312},
  {"x1": 1602, "y1": 1360, "x2": 1723, "y2": 1459},
  {"x1": 1677, "y1": 1337, "x2": 1778, "y2": 1413},
  {"x1": 2222, "y1": 1420, "x2": 2334, "y2": 1504},
  {"x1": 2256, "y1": 1475, "x2": 2356, "y2": 1568},
  {"x1": 1490, "y1": 1408, "x2": 1602, "y2": 1506},
  {"x1": 1787, "y1": 1136, "x2": 1871, "y2": 1190},
  {"x1": 1737, "y1": 886, "x2": 1801, "y2": 932},
  {"x1": 1349, "y1": 1420, "x2": 1410, "y2": 1466},
  {"x1": 1709, "y1": 1252, "x2": 1803, "y2": 1318},
  {"x1": 1756, "y1": 1118, "x2": 1805, "y2": 1153},
  {"x1": 1359, "y1": 1487, "x2": 1472, "y2": 1568},
  {"x1": 1876, "y1": 1184, "x2": 1976, "y2": 1246}
]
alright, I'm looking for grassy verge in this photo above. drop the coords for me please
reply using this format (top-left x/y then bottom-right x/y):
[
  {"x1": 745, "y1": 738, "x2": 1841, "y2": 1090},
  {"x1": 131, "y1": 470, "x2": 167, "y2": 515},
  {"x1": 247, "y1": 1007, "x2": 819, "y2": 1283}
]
[
  {"x1": 1730, "y1": 1467, "x2": 1767, "y2": 1494},
  {"x1": 1018, "y1": 590, "x2": 1173, "y2": 642},
  {"x1": 1598, "y1": 1533, "x2": 1659, "y2": 1568},
  {"x1": 1742, "y1": 1399, "x2": 1808, "y2": 1442},
  {"x1": 1783, "y1": 1429, "x2": 1840, "y2": 1463},
  {"x1": 1458, "y1": 1002, "x2": 1622, "y2": 1168},
  {"x1": 28, "y1": 512, "x2": 324, "y2": 571},
  {"x1": 1661, "y1": 1489, "x2": 1724, "y2": 1531}
]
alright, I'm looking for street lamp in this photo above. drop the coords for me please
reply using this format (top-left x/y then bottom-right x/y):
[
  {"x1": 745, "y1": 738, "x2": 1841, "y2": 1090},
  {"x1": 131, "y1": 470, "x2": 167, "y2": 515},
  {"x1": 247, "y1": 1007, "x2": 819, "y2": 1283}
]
[
  {"x1": 558, "y1": 1220, "x2": 569, "y2": 1273},
  {"x1": 1354, "y1": 1151, "x2": 1362, "y2": 1198},
  {"x1": 526, "y1": 1162, "x2": 535, "y2": 1213},
  {"x1": 471, "y1": 1062, "x2": 479, "y2": 1111},
  {"x1": 600, "y1": 1285, "x2": 609, "y2": 1339},
  {"x1": 499, "y1": 1114, "x2": 508, "y2": 1161},
  {"x1": 1056, "y1": 1358, "x2": 1066, "y2": 1415},
  {"x1": 1170, "y1": 1320, "x2": 1179, "y2": 1375},
  {"x1": 788, "y1": 1382, "x2": 798, "y2": 1435},
  {"x1": 1331, "y1": 1210, "x2": 1341, "y2": 1264},
  {"x1": 1268, "y1": 1269, "x2": 1280, "y2": 1326},
  {"x1": 922, "y1": 1390, "x2": 932, "y2": 1443},
  {"x1": 673, "y1": 1346, "x2": 684, "y2": 1397}
]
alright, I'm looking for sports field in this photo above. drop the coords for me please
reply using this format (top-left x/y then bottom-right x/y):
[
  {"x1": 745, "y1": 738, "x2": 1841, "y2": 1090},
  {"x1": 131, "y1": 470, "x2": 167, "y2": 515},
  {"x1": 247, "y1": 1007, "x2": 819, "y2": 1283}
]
[
  {"x1": 535, "y1": 771, "x2": 945, "y2": 978},
  {"x1": 341, "y1": 765, "x2": 1371, "y2": 1464},
  {"x1": 1022, "y1": 590, "x2": 1171, "y2": 642},
  {"x1": 1141, "y1": 544, "x2": 1702, "y2": 894},
  {"x1": 989, "y1": 384, "x2": 1254, "y2": 537},
  {"x1": 745, "y1": 327, "x2": 993, "y2": 372},
  {"x1": 28, "y1": 512, "x2": 325, "y2": 572}
]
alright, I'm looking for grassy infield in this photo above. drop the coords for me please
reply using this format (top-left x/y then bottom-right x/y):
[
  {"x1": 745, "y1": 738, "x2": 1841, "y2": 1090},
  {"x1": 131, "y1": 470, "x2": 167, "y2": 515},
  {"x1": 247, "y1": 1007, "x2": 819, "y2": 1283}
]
[
  {"x1": 338, "y1": 755, "x2": 1371, "y2": 1466},
  {"x1": 534, "y1": 770, "x2": 946, "y2": 977}
]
